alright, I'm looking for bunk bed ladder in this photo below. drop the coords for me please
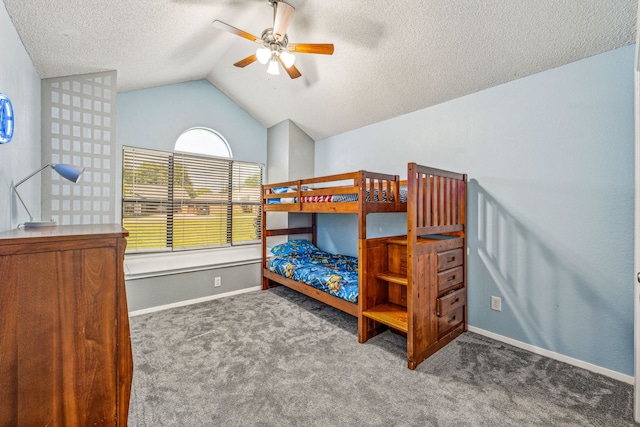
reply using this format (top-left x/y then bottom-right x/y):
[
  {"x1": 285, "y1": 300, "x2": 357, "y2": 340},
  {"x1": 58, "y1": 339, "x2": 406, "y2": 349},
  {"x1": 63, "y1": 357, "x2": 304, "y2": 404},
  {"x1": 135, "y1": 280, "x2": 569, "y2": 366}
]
[{"x1": 360, "y1": 163, "x2": 468, "y2": 370}]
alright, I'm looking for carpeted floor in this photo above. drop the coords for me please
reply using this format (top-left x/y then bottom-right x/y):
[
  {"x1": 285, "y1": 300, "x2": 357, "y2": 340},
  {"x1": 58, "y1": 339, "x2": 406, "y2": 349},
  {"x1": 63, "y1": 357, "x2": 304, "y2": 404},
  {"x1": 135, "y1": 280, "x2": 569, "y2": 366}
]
[{"x1": 128, "y1": 286, "x2": 635, "y2": 426}]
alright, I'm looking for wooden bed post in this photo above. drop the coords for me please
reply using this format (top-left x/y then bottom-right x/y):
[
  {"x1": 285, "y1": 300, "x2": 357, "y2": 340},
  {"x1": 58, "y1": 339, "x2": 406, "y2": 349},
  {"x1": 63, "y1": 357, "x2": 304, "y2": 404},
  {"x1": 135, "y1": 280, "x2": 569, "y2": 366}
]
[
  {"x1": 311, "y1": 213, "x2": 317, "y2": 246},
  {"x1": 357, "y1": 170, "x2": 367, "y2": 240},
  {"x1": 261, "y1": 184, "x2": 269, "y2": 290}
]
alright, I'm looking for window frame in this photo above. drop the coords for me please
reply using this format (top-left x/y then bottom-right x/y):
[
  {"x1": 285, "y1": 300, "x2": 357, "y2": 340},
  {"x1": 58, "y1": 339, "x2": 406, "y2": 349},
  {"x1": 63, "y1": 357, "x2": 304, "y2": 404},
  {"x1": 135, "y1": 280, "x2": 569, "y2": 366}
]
[{"x1": 122, "y1": 145, "x2": 263, "y2": 254}]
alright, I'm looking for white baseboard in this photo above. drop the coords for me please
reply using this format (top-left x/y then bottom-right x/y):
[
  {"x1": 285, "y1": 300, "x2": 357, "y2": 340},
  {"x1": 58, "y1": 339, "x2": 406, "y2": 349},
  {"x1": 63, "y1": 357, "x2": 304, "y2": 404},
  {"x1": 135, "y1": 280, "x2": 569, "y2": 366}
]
[
  {"x1": 468, "y1": 326, "x2": 633, "y2": 385},
  {"x1": 128, "y1": 286, "x2": 262, "y2": 317}
]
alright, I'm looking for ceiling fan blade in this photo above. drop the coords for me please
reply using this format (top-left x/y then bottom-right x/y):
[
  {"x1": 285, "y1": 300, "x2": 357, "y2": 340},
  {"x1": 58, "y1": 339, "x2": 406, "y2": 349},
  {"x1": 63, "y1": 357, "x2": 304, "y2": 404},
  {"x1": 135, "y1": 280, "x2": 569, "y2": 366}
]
[
  {"x1": 212, "y1": 20, "x2": 262, "y2": 43},
  {"x1": 277, "y1": 56, "x2": 301, "y2": 79},
  {"x1": 288, "y1": 44, "x2": 334, "y2": 55},
  {"x1": 273, "y1": 1, "x2": 295, "y2": 41},
  {"x1": 234, "y1": 54, "x2": 258, "y2": 68}
]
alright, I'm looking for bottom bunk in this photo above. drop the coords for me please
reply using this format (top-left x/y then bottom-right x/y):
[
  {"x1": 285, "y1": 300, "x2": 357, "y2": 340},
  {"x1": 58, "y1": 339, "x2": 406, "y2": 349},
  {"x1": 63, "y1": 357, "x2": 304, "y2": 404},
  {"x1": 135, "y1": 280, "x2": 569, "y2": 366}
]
[{"x1": 263, "y1": 240, "x2": 359, "y2": 317}]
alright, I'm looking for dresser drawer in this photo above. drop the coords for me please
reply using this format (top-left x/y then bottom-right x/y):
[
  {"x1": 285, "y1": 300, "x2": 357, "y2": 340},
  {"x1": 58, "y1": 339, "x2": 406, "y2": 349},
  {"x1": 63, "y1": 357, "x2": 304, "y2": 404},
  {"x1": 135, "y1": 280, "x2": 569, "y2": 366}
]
[
  {"x1": 437, "y1": 249, "x2": 463, "y2": 271},
  {"x1": 437, "y1": 266, "x2": 463, "y2": 293},
  {"x1": 438, "y1": 306, "x2": 464, "y2": 337},
  {"x1": 437, "y1": 287, "x2": 466, "y2": 317}
]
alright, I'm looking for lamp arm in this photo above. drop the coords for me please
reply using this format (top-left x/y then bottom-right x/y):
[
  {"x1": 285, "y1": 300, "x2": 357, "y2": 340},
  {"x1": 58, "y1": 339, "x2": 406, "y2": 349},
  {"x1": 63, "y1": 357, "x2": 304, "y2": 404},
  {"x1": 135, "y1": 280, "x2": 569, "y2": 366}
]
[
  {"x1": 14, "y1": 163, "x2": 52, "y2": 188},
  {"x1": 13, "y1": 185, "x2": 34, "y2": 222},
  {"x1": 12, "y1": 163, "x2": 52, "y2": 223}
]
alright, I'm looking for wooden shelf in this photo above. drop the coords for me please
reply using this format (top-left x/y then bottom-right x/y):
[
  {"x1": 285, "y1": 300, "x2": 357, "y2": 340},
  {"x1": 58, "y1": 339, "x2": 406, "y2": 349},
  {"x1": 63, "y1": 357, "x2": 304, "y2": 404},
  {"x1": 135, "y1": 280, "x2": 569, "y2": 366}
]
[
  {"x1": 375, "y1": 271, "x2": 408, "y2": 286},
  {"x1": 362, "y1": 303, "x2": 408, "y2": 332}
]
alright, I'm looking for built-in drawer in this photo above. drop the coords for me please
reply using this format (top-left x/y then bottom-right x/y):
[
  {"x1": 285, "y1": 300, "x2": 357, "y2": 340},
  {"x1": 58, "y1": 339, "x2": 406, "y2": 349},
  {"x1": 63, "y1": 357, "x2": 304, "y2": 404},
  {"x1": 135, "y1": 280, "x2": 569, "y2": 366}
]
[
  {"x1": 437, "y1": 248, "x2": 463, "y2": 271},
  {"x1": 437, "y1": 266, "x2": 463, "y2": 294},
  {"x1": 438, "y1": 305, "x2": 464, "y2": 337},
  {"x1": 437, "y1": 287, "x2": 466, "y2": 317}
]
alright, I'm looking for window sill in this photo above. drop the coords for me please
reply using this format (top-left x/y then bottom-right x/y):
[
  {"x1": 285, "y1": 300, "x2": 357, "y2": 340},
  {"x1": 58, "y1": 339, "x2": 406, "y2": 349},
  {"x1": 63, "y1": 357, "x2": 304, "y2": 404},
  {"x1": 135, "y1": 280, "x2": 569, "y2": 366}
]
[{"x1": 124, "y1": 245, "x2": 262, "y2": 280}]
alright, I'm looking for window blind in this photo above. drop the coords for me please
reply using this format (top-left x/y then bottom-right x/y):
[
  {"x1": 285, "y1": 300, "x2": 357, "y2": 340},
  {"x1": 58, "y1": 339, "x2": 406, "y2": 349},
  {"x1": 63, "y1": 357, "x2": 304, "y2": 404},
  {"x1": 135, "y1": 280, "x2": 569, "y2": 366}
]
[
  {"x1": 122, "y1": 146, "x2": 263, "y2": 253},
  {"x1": 232, "y1": 161, "x2": 263, "y2": 245}
]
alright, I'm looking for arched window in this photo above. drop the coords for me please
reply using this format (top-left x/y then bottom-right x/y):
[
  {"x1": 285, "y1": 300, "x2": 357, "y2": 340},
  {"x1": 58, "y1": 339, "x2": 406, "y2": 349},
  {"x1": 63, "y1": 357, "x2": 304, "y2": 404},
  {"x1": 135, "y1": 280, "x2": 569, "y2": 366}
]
[
  {"x1": 122, "y1": 127, "x2": 263, "y2": 253},
  {"x1": 174, "y1": 127, "x2": 232, "y2": 158}
]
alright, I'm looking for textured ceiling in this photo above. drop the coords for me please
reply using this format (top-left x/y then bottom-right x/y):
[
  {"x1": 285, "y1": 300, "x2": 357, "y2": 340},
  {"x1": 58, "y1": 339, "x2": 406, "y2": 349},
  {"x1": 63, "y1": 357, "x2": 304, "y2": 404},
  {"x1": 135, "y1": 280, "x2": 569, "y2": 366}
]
[{"x1": 3, "y1": 0, "x2": 637, "y2": 140}]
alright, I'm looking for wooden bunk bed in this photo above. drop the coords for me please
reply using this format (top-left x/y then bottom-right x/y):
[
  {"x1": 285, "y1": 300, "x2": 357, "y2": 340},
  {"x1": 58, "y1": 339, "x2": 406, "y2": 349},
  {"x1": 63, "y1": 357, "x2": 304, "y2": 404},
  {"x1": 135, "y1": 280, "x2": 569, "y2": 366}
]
[{"x1": 261, "y1": 164, "x2": 467, "y2": 369}]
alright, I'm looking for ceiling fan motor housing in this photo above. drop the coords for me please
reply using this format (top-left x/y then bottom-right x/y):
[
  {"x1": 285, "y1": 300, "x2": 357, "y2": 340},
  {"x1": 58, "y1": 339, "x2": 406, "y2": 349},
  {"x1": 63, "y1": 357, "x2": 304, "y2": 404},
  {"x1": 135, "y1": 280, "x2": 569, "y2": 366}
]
[{"x1": 261, "y1": 29, "x2": 289, "y2": 51}]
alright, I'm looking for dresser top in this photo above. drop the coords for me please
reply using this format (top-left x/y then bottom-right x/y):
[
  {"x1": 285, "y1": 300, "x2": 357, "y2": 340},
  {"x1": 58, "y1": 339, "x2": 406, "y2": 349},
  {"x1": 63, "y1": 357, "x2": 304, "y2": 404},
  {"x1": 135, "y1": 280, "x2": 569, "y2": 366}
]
[{"x1": 0, "y1": 224, "x2": 128, "y2": 244}]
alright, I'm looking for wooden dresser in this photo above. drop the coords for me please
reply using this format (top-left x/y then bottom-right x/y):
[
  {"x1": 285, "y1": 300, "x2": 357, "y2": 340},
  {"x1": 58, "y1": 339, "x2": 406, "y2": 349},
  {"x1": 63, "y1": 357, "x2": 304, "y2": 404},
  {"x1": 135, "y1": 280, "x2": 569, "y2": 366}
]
[{"x1": 0, "y1": 224, "x2": 133, "y2": 425}]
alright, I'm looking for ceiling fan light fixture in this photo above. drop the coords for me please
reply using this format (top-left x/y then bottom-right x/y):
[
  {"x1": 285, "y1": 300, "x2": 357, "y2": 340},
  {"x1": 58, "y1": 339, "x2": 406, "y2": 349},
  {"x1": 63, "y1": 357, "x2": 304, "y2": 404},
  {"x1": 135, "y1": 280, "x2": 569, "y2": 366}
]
[
  {"x1": 280, "y1": 51, "x2": 295, "y2": 68},
  {"x1": 256, "y1": 47, "x2": 271, "y2": 64},
  {"x1": 212, "y1": 2, "x2": 335, "y2": 80},
  {"x1": 267, "y1": 59, "x2": 280, "y2": 75}
]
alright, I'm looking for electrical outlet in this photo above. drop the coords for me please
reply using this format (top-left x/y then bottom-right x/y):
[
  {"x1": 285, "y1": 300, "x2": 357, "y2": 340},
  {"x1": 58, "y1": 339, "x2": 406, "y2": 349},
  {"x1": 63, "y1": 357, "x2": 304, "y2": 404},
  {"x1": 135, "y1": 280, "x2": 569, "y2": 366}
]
[
  {"x1": 491, "y1": 296, "x2": 502, "y2": 311},
  {"x1": 214, "y1": 277, "x2": 221, "y2": 287}
]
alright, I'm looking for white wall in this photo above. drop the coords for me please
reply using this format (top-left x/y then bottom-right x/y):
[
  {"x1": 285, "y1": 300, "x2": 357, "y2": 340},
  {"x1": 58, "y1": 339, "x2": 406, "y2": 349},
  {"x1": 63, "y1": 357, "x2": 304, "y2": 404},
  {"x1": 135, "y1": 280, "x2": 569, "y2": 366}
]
[
  {"x1": 0, "y1": 4, "x2": 41, "y2": 231},
  {"x1": 287, "y1": 121, "x2": 314, "y2": 180},
  {"x1": 266, "y1": 120, "x2": 290, "y2": 184},
  {"x1": 315, "y1": 45, "x2": 635, "y2": 376}
]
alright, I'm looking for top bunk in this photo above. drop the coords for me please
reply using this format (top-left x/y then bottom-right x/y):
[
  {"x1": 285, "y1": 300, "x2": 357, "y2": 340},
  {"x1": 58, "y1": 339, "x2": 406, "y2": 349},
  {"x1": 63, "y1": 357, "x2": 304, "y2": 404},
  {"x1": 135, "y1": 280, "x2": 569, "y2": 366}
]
[{"x1": 262, "y1": 170, "x2": 406, "y2": 215}]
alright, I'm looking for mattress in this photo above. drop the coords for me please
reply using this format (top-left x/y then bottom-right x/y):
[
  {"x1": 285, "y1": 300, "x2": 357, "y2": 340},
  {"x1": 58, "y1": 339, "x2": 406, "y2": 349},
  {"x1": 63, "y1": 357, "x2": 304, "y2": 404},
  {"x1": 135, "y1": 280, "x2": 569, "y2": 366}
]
[{"x1": 268, "y1": 249, "x2": 358, "y2": 303}]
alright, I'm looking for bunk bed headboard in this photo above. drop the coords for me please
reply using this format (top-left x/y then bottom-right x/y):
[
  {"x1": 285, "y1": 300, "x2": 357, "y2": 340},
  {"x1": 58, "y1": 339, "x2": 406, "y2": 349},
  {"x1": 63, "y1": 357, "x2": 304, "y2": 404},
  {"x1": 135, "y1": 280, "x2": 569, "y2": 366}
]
[{"x1": 407, "y1": 163, "x2": 467, "y2": 237}]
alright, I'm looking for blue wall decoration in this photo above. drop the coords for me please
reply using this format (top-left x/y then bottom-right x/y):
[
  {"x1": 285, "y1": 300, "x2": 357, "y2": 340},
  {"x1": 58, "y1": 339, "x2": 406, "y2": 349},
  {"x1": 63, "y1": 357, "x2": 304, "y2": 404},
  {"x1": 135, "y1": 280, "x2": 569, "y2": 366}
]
[{"x1": 0, "y1": 93, "x2": 14, "y2": 144}]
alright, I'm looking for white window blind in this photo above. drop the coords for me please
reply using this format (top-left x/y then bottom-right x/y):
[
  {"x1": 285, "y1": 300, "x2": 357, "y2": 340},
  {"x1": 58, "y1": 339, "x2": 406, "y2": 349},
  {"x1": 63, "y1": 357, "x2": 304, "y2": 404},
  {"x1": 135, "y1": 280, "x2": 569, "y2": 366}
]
[
  {"x1": 122, "y1": 146, "x2": 262, "y2": 253},
  {"x1": 232, "y1": 161, "x2": 263, "y2": 244}
]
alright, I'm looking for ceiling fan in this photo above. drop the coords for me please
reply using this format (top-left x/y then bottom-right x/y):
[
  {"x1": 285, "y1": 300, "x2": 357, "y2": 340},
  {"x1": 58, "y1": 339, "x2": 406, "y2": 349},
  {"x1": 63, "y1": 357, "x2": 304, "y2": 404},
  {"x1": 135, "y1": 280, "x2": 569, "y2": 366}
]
[{"x1": 212, "y1": 0, "x2": 334, "y2": 79}]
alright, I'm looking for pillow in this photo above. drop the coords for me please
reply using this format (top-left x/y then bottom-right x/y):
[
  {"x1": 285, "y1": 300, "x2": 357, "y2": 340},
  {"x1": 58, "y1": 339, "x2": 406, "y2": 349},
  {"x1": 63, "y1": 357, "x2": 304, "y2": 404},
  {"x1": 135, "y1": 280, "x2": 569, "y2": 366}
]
[
  {"x1": 267, "y1": 186, "x2": 290, "y2": 205},
  {"x1": 266, "y1": 186, "x2": 312, "y2": 204},
  {"x1": 270, "y1": 240, "x2": 319, "y2": 256},
  {"x1": 272, "y1": 186, "x2": 293, "y2": 194}
]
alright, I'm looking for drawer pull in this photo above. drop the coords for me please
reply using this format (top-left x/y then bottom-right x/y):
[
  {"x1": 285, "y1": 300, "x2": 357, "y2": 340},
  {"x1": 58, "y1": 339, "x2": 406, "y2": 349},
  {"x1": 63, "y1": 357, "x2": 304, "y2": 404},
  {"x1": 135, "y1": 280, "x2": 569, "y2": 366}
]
[
  {"x1": 448, "y1": 315, "x2": 457, "y2": 324},
  {"x1": 450, "y1": 297, "x2": 459, "y2": 305},
  {"x1": 447, "y1": 256, "x2": 455, "y2": 262},
  {"x1": 447, "y1": 275, "x2": 455, "y2": 281}
]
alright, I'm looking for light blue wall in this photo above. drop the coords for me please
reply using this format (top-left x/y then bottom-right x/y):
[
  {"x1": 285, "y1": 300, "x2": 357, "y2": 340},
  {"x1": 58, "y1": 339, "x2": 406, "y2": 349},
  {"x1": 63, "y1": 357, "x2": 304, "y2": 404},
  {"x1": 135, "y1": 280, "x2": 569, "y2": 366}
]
[
  {"x1": 315, "y1": 45, "x2": 635, "y2": 376},
  {"x1": 116, "y1": 79, "x2": 267, "y2": 221},
  {"x1": 0, "y1": 4, "x2": 42, "y2": 231}
]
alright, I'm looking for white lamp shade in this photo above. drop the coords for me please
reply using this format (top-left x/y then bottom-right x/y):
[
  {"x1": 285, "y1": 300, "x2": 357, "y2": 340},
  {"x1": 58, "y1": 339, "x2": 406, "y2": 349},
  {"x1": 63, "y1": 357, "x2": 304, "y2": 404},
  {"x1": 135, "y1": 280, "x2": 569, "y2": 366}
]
[
  {"x1": 267, "y1": 60, "x2": 280, "y2": 75},
  {"x1": 280, "y1": 51, "x2": 295, "y2": 68},
  {"x1": 256, "y1": 47, "x2": 271, "y2": 64}
]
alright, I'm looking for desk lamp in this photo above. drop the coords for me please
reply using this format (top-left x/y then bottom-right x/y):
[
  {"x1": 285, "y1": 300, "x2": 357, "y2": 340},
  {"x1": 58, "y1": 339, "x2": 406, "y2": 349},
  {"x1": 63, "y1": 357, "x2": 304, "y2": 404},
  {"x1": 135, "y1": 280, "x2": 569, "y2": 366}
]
[{"x1": 13, "y1": 163, "x2": 85, "y2": 228}]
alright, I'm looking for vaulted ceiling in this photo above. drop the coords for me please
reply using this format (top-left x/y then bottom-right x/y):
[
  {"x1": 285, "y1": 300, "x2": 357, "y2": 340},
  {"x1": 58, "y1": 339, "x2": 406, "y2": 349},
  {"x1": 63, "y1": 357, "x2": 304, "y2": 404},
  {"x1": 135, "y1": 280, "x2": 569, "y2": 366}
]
[{"x1": 3, "y1": 0, "x2": 637, "y2": 140}]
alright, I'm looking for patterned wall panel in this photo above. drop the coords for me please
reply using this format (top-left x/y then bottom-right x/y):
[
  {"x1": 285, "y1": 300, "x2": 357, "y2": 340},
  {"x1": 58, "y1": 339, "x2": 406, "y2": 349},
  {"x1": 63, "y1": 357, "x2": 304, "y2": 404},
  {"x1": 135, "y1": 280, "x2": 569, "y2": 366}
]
[{"x1": 41, "y1": 71, "x2": 117, "y2": 225}]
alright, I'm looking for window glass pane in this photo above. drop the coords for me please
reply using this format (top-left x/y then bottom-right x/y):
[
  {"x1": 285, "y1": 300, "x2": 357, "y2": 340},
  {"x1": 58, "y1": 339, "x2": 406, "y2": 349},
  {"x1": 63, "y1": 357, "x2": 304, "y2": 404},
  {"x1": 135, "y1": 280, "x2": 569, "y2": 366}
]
[
  {"x1": 122, "y1": 147, "x2": 172, "y2": 252},
  {"x1": 122, "y1": 146, "x2": 263, "y2": 253},
  {"x1": 232, "y1": 161, "x2": 262, "y2": 245},
  {"x1": 172, "y1": 153, "x2": 231, "y2": 250},
  {"x1": 174, "y1": 127, "x2": 232, "y2": 158}
]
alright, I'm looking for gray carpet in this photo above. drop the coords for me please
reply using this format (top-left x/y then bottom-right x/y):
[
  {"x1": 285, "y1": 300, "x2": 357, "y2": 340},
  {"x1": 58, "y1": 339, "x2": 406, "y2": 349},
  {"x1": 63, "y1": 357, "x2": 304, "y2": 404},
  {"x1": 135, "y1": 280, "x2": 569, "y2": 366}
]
[{"x1": 128, "y1": 286, "x2": 634, "y2": 426}]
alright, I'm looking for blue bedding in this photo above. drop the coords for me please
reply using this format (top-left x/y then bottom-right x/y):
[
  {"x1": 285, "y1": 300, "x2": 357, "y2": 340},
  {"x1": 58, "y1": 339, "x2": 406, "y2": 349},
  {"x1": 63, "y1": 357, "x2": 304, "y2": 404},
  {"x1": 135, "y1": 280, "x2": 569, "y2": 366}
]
[{"x1": 268, "y1": 242, "x2": 358, "y2": 303}]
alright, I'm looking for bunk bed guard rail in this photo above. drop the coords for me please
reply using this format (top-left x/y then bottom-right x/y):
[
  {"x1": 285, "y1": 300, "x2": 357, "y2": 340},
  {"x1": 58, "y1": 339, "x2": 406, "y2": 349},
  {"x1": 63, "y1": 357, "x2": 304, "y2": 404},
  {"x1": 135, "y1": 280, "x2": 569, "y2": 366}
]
[{"x1": 408, "y1": 163, "x2": 467, "y2": 236}]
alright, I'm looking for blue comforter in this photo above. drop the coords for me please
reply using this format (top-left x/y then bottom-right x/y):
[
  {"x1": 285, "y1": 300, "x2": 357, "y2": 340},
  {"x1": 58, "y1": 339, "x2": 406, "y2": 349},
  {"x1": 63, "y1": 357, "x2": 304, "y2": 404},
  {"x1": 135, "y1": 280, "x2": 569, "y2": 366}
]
[{"x1": 269, "y1": 251, "x2": 359, "y2": 303}]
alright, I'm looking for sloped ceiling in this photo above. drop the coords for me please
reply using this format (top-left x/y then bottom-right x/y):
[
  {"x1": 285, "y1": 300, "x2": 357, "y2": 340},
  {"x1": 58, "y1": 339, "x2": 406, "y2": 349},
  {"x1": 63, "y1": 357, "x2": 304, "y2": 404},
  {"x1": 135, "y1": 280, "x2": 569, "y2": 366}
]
[{"x1": 3, "y1": 0, "x2": 637, "y2": 140}]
